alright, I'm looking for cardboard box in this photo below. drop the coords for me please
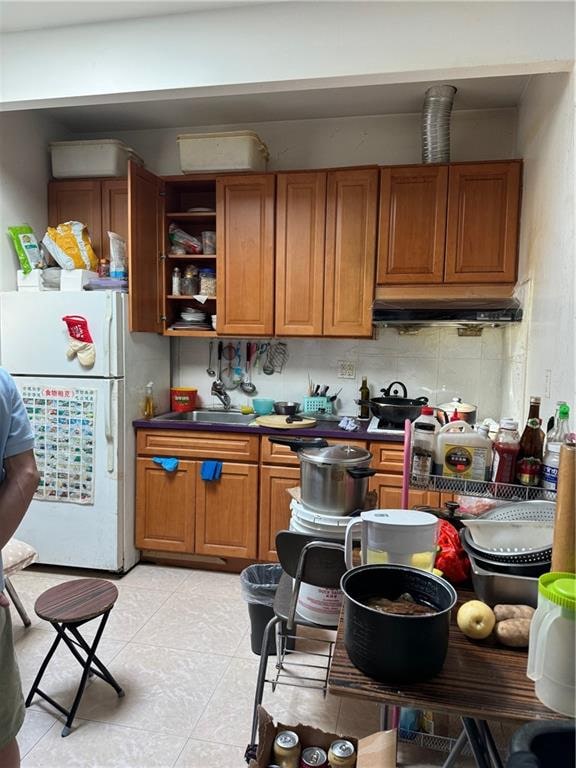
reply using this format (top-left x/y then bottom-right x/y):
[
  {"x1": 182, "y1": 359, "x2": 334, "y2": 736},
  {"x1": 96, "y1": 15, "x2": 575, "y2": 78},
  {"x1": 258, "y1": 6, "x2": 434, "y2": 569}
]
[
  {"x1": 60, "y1": 270, "x2": 98, "y2": 291},
  {"x1": 249, "y1": 707, "x2": 397, "y2": 768}
]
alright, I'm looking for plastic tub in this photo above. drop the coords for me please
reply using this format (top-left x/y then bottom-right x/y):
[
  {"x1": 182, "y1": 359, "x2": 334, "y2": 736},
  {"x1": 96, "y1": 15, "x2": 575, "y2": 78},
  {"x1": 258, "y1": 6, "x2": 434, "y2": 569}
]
[
  {"x1": 177, "y1": 131, "x2": 269, "y2": 173},
  {"x1": 170, "y1": 387, "x2": 197, "y2": 412},
  {"x1": 49, "y1": 139, "x2": 144, "y2": 178}
]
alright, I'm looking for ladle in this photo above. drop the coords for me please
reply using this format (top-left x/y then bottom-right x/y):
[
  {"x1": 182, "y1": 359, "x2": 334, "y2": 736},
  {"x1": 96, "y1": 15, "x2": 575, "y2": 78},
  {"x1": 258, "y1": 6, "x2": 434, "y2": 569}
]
[
  {"x1": 206, "y1": 340, "x2": 215, "y2": 377},
  {"x1": 241, "y1": 342, "x2": 257, "y2": 394}
]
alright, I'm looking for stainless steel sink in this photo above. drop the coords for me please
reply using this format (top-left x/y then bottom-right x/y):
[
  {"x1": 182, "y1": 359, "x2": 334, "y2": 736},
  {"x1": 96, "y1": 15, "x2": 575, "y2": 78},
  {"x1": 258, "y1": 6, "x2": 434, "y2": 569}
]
[{"x1": 153, "y1": 410, "x2": 255, "y2": 425}]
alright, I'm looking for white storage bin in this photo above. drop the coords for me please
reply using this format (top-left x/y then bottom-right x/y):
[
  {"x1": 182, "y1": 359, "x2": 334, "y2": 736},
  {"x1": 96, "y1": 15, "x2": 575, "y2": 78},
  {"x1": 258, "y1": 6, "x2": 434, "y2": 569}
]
[
  {"x1": 49, "y1": 139, "x2": 144, "y2": 179},
  {"x1": 17, "y1": 269, "x2": 46, "y2": 291},
  {"x1": 60, "y1": 269, "x2": 98, "y2": 291},
  {"x1": 177, "y1": 131, "x2": 269, "y2": 173}
]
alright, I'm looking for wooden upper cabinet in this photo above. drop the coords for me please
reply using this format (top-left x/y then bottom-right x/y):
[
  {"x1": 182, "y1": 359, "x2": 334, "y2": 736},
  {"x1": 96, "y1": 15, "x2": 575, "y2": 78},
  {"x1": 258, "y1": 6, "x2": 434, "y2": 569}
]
[
  {"x1": 101, "y1": 180, "x2": 128, "y2": 261},
  {"x1": 445, "y1": 162, "x2": 521, "y2": 283},
  {"x1": 323, "y1": 169, "x2": 378, "y2": 337},
  {"x1": 48, "y1": 180, "x2": 103, "y2": 256},
  {"x1": 217, "y1": 175, "x2": 275, "y2": 336},
  {"x1": 275, "y1": 172, "x2": 326, "y2": 336},
  {"x1": 377, "y1": 165, "x2": 448, "y2": 284},
  {"x1": 128, "y1": 162, "x2": 163, "y2": 333}
]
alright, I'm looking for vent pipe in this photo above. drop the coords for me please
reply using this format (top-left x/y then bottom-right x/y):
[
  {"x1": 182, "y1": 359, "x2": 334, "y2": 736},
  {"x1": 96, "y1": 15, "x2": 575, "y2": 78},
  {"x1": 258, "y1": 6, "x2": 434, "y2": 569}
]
[{"x1": 421, "y1": 85, "x2": 457, "y2": 163}]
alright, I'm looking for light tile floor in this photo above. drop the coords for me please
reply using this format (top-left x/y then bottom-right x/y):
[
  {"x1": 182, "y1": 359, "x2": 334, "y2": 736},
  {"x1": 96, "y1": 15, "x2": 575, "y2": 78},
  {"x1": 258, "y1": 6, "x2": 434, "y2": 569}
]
[{"x1": 9, "y1": 563, "x2": 483, "y2": 767}]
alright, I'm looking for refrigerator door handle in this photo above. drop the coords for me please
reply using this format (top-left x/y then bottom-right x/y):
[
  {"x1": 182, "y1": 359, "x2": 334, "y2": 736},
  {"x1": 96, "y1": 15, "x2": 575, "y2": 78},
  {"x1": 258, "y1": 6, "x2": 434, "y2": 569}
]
[
  {"x1": 104, "y1": 293, "x2": 113, "y2": 376},
  {"x1": 105, "y1": 380, "x2": 114, "y2": 473}
]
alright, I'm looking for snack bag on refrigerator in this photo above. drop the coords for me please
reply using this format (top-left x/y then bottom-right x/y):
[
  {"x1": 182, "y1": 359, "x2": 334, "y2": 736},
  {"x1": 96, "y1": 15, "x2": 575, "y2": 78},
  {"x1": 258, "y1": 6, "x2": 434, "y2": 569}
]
[{"x1": 42, "y1": 221, "x2": 98, "y2": 271}]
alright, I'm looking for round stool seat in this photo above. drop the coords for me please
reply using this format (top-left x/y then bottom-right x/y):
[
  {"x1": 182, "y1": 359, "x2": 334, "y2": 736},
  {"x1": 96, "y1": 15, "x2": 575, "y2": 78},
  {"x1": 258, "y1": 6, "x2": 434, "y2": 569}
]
[{"x1": 35, "y1": 578, "x2": 118, "y2": 624}]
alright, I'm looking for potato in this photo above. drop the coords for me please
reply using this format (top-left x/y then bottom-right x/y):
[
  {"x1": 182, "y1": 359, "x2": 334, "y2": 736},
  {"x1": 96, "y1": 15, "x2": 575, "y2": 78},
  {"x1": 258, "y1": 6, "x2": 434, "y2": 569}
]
[
  {"x1": 493, "y1": 604, "x2": 535, "y2": 622},
  {"x1": 495, "y1": 618, "x2": 532, "y2": 647}
]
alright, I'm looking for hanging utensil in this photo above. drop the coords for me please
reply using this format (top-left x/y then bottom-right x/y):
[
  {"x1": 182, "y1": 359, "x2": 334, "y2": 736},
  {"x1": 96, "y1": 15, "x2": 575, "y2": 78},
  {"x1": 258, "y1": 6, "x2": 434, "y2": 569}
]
[
  {"x1": 263, "y1": 342, "x2": 275, "y2": 375},
  {"x1": 221, "y1": 343, "x2": 240, "y2": 390},
  {"x1": 241, "y1": 341, "x2": 257, "y2": 395},
  {"x1": 206, "y1": 340, "x2": 215, "y2": 377}
]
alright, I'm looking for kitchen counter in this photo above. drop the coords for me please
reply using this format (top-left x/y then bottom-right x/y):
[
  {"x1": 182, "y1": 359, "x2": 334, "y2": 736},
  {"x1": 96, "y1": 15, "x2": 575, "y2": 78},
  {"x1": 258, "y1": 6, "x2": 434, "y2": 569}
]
[{"x1": 133, "y1": 415, "x2": 405, "y2": 443}]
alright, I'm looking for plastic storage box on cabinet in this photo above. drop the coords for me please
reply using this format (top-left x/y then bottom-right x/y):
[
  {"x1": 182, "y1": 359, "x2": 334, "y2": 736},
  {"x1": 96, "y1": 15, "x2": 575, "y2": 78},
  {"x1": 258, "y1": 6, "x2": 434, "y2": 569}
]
[
  {"x1": 49, "y1": 139, "x2": 144, "y2": 178},
  {"x1": 177, "y1": 131, "x2": 269, "y2": 173}
]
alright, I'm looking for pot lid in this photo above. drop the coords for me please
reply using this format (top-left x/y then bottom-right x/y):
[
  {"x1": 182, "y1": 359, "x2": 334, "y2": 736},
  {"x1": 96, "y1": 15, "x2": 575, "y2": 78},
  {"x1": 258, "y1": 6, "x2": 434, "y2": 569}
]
[
  {"x1": 299, "y1": 444, "x2": 372, "y2": 465},
  {"x1": 360, "y1": 509, "x2": 439, "y2": 527},
  {"x1": 437, "y1": 397, "x2": 476, "y2": 413}
]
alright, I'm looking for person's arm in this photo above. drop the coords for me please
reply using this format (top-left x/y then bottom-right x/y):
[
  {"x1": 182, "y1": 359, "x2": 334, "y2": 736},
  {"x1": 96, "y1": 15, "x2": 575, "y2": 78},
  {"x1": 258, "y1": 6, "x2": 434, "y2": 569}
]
[{"x1": 0, "y1": 449, "x2": 39, "y2": 551}]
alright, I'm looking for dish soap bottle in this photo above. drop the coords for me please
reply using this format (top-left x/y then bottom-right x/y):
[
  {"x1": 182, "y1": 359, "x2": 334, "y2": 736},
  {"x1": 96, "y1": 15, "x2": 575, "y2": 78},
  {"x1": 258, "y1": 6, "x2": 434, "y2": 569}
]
[{"x1": 143, "y1": 382, "x2": 155, "y2": 419}]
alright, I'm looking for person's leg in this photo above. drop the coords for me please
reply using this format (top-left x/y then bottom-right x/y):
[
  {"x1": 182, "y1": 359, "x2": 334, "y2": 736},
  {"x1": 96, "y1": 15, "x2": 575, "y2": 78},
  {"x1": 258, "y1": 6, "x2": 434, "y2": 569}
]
[
  {"x1": 0, "y1": 597, "x2": 25, "y2": 768},
  {"x1": 0, "y1": 737, "x2": 20, "y2": 768}
]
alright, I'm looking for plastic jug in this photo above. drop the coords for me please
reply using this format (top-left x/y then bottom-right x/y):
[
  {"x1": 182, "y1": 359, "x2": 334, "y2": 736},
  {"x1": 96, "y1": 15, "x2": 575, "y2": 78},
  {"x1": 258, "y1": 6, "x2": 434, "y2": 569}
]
[
  {"x1": 344, "y1": 509, "x2": 439, "y2": 571},
  {"x1": 527, "y1": 572, "x2": 575, "y2": 717},
  {"x1": 434, "y1": 420, "x2": 492, "y2": 481}
]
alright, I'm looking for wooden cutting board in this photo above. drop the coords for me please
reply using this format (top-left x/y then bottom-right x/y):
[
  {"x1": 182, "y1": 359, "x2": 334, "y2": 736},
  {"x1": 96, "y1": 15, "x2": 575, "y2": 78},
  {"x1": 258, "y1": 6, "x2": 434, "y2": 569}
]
[{"x1": 255, "y1": 415, "x2": 317, "y2": 429}]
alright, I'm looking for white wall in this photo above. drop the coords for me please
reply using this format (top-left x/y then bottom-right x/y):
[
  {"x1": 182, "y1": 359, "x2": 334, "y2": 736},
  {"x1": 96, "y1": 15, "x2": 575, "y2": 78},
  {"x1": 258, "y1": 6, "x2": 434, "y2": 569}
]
[
  {"x1": 1, "y1": 2, "x2": 573, "y2": 109},
  {"x1": 502, "y1": 71, "x2": 576, "y2": 424},
  {"x1": 0, "y1": 111, "x2": 71, "y2": 289},
  {"x1": 174, "y1": 327, "x2": 505, "y2": 422},
  {"x1": 90, "y1": 108, "x2": 517, "y2": 175}
]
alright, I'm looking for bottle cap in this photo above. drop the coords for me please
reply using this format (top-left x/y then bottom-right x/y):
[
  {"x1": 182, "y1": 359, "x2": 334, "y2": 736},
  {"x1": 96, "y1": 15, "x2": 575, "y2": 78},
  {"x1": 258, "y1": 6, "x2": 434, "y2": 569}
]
[
  {"x1": 559, "y1": 404, "x2": 570, "y2": 419},
  {"x1": 420, "y1": 406, "x2": 434, "y2": 415},
  {"x1": 530, "y1": 396, "x2": 542, "y2": 404},
  {"x1": 538, "y1": 572, "x2": 576, "y2": 611}
]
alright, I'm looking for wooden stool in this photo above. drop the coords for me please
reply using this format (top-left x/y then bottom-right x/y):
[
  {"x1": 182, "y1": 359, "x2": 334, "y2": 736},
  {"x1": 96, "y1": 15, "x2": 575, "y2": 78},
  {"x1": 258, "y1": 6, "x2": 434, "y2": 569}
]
[{"x1": 26, "y1": 578, "x2": 124, "y2": 736}]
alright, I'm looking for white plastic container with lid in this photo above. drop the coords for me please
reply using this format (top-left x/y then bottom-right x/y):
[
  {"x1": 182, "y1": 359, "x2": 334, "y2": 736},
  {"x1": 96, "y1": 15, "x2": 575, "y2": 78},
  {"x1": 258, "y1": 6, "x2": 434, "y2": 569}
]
[
  {"x1": 527, "y1": 572, "x2": 575, "y2": 716},
  {"x1": 413, "y1": 405, "x2": 442, "y2": 433},
  {"x1": 49, "y1": 139, "x2": 144, "y2": 178},
  {"x1": 177, "y1": 131, "x2": 269, "y2": 173},
  {"x1": 434, "y1": 420, "x2": 492, "y2": 481},
  {"x1": 542, "y1": 443, "x2": 561, "y2": 491},
  {"x1": 410, "y1": 422, "x2": 436, "y2": 488}
]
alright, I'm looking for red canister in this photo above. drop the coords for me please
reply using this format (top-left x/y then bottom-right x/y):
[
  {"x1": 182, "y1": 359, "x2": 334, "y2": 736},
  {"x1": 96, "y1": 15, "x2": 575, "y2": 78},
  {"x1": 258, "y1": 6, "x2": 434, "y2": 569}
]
[{"x1": 170, "y1": 387, "x2": 197, "y2": 412}]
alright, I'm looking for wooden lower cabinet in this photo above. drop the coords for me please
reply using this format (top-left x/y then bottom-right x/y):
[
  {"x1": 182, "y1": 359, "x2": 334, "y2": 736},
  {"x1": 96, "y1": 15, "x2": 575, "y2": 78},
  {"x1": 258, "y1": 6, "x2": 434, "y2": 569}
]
[
  {"x1": 195, "y1": 462, "x2": 258, "y2": 559},
  {"x1": 259, "y1": 464, "x2": 300, "y2": 561},
  {"x1": 369, "y1": 473, "x2": 440, "y2": 509},
  {"x1": 135, "y1": 457, "x2": 196, "y2": 552}
]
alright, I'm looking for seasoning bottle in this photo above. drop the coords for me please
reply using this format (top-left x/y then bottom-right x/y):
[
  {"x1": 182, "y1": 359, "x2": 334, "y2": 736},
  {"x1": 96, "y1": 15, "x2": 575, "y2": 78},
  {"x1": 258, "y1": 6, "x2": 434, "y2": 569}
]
[
  {"x1": 491, "y1": 418, "x2": 520, "y2": 485},
  {"x1": 98, "y1": 257, "x2": 110, "y2": 278},
  {"x1": 143, "y1": 382, "x2": 155, "y2": 419},
  {"x1": 172, "y1": 266, "x2": 181, "y2": 296},
  {"x1": 181, "y1": 264, "x2": 198, "y2": 296},
  {"x1": 516, "y1": 396, "x2": 545, "y2": 486},
  {"x1": 359, "y1": 377, "x2": 370, "y2": 420},
  {"x1": 543, "y1": 404, "x2": 571, "y2": 491},
  {"x1": 410, "y1": 423, "x2": 435, "y2": 488},
  {"x1": 413, "y1": 405, "x2": 441, "y2": 433}
]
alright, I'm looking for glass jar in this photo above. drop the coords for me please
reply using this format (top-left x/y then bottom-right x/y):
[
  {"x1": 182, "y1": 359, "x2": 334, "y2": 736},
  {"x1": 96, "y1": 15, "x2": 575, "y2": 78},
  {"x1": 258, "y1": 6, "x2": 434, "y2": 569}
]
[
  {"x1": 181, "y1": 264, "x2": 198, "y2": 295},
  {"x1": 199, "y1": 268, "x2": 216, "y2": 297}
]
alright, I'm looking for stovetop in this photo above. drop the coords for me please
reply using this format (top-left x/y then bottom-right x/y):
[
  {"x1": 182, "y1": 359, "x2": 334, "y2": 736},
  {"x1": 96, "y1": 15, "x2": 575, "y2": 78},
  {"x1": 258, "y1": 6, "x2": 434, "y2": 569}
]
[{"x1": 366, "y1": 416, "x2": 405, "y2": 435}]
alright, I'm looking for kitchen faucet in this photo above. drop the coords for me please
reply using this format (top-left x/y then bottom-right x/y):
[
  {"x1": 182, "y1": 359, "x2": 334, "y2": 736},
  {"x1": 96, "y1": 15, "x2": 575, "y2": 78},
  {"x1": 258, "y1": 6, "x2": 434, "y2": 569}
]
[{"x1": 211, "y1": 380, "x2": 232, "y2": 410}]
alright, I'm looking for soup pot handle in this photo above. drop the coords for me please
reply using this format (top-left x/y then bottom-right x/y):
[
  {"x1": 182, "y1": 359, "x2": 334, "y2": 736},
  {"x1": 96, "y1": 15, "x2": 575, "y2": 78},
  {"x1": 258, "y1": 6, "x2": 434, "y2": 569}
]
[
  {"x1": 346, "y1": 467, "x2": 377, "y2": 479},
  {"x1": 267, "y1": 436, "x2": 329, "y2": 452}
]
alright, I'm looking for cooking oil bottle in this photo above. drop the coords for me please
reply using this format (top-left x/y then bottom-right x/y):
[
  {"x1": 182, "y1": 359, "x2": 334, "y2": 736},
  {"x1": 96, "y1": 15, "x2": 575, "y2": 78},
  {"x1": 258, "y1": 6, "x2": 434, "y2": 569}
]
[
  {"x1": 143, "y1": 381, "x2": 155, "y2": 419},
  {"x1": 434, "y1": 420, "x2": 492, "y2": 481}
]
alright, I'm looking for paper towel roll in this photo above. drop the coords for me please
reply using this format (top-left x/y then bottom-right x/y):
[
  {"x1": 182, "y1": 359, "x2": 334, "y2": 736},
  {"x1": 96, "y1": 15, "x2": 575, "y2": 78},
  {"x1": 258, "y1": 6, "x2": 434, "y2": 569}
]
[{"x1": 551, "y1": 442, "x2": 576, "y2": 573}]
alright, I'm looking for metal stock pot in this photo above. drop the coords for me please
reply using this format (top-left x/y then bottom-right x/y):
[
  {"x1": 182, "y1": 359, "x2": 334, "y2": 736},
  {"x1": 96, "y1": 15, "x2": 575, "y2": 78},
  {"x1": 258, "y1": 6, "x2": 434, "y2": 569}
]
[{"x1": 268, "y1": 437, "x2": 376, "y2": 516}]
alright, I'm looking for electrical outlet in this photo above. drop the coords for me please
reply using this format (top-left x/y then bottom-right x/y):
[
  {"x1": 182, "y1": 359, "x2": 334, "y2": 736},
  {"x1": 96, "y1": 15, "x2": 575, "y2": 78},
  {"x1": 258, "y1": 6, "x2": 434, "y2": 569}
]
[
  {"x1": 337, "y1": 360, "x2": 356, "y2": 379},
  {"x1": 544, "y1": 368, "x2": 552, "y2": 399}
]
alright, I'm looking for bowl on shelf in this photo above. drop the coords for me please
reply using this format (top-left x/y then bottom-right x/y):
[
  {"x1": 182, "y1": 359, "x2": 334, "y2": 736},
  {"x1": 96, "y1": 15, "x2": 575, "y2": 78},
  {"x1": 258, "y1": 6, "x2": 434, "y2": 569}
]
[{"x1": 211, "y1": 314, "x2": 217, "y2": 329}]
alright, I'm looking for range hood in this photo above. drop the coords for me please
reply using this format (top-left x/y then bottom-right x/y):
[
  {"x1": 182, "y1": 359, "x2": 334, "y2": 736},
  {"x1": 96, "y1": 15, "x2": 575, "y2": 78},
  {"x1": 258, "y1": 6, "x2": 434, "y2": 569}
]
[{"x1": 372, "y1": 297, "x2": 522, "y2": 328}]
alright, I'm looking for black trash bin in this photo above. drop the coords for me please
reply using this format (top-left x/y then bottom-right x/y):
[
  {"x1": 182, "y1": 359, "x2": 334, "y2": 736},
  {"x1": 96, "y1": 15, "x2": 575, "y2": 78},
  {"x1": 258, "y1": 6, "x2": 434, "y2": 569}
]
[{"x1": 240, "y1": 564, "x2": 293, "y2": 656}]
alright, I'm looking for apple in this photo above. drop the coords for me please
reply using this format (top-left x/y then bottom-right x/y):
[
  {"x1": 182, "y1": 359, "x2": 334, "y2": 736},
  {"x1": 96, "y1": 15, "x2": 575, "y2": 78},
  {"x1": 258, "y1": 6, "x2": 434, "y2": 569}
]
[{"x1": 457, "y1": 600, "x2": 496, "y2": 640}]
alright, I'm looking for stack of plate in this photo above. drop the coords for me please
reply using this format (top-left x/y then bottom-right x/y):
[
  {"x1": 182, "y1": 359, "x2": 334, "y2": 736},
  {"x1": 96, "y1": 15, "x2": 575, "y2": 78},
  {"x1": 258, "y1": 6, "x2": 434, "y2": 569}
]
[{"x1": 180, "y1": 307, "x2": 211, "y2": 329}]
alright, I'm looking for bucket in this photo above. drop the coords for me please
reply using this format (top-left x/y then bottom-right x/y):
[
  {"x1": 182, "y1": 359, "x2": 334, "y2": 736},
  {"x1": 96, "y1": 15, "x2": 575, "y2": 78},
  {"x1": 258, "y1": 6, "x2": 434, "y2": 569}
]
[
  {"x1": 289, "y1": 500, "x2": 353, "y2": 540},
  {"x1": 170, "y1": 387, "x2": 197, "y2": 412}
]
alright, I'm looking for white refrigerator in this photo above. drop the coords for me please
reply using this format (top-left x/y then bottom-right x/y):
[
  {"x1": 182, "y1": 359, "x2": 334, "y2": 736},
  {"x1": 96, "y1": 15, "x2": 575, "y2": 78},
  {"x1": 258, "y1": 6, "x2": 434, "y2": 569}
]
[{"x1": 0, "y1": 291, "x2": 170, "y2": 572}]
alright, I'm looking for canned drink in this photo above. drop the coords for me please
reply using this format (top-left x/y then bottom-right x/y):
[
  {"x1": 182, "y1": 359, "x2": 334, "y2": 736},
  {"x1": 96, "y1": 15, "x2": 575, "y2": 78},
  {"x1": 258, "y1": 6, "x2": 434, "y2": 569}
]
[
  {"x1": 300, "y1": 746, "x2": 328, "y2": 767},
  {"x1": 328, "y1": 739, "x2": 356, "y2": 766},
  {"x1": 273, "y1": 730, "x2": 300, "y2": 768}
]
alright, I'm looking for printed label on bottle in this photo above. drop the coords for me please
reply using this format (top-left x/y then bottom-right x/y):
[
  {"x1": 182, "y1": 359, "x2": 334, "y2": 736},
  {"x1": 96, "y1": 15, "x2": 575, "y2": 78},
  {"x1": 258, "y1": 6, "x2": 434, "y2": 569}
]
[
  {"x1": 442, "y1": 444, "x2": 488, "y2": 480},
  {"x1": 542, "y1": 464, "x2": 558, "y2": 491},
  {"x1": 517, "y1": 457, "x2": 542, "y2": 486},
  {"x1": 526, "y1": 419, "x2": 541, "y2": 429},
  {"x1": 410, "y1": 452, "x2": 432, "y2": 487}
]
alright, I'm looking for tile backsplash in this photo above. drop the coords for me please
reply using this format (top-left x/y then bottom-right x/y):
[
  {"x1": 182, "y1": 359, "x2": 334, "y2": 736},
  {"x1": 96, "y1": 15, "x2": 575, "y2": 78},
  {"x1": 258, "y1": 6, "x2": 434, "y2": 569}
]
[{"x1": 173, "y1": 327, "x2": 506, "y2": 422}]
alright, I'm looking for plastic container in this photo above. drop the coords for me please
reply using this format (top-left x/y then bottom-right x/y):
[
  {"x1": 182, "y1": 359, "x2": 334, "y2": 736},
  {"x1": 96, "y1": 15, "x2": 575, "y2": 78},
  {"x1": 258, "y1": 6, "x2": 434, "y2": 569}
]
[
  {"x1": 252, "y1": 398, "x2": 275, "y2": 415},
  {"x1": 528, "y1": 572, "x2": 575, "y2": 716},
  {"x1": 413, "y1": 405, "x2": 442, "y2": 433},
  {"x1": 198, "y1": 268, "x2": 216, "y2": 297},
  {"x1": 491, "y1": 419, "x2": 520, "y2": 485},
  {"x1": 542, "y1": 443, "x2": 561, "y2": 491},
  {"x1": 289, "y1": 499, "x2": 353, "y2": 539},
  {"x1": 177, "y1": 131, "x2": 269, "y2": 173},
  {"x1": 410, "y1": 423, "x2": 435, "y2": 488},
  {"x1": 434, "y1": 420, "x2": 492, "y2": 482},
  {"x1": 170, "y1": 387, "x2": 197, "y2": 412},
  {"x1": 49, "y1": 139, "x2": 144, "y2": 178}
]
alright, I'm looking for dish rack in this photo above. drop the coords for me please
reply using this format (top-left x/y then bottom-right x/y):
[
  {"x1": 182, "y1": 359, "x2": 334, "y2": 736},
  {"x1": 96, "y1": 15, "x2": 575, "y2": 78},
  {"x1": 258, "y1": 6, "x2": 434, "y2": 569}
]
[{"x1": 302, "y1": 396, "x2": 333, "y2": 416}]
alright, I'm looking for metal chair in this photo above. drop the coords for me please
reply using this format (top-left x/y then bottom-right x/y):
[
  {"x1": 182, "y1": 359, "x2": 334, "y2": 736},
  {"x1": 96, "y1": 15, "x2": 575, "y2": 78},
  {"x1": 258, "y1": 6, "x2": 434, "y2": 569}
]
[
  {"x1": 2, "y1": 538, "x2": 38, "y2": 626},
  {"x1": 246, "y1": 530, "x2": 347, "y2": 758}
]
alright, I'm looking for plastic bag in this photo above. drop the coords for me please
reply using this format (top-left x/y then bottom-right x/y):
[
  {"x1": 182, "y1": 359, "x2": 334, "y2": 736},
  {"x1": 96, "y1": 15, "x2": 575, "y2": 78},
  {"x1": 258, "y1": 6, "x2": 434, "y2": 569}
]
[
  {"x1": 108, "y1": 231, "x2": 127, "y2": 279},
  {"x1": 435, "y1": 520, "x2": 470, "y2": 583},
  {"x1": 8, "y1": 225, "x2": 43, "y2": 273},
  {"x1": 240, "y1": 564, "x2": 283, "y2": 606},
  {"x1": 169, "y1": 222, "x2": 202, "y2": 254},
  {"x1": 42, "y1": 221, "x2": 98, "y2": 271}
]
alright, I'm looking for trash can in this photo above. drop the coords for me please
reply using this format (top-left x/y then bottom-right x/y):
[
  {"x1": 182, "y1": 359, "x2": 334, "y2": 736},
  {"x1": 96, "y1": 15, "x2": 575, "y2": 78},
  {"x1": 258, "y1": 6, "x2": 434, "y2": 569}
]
[{"x1": 240, "y1": 564, "x2": 293, "y2": 656}]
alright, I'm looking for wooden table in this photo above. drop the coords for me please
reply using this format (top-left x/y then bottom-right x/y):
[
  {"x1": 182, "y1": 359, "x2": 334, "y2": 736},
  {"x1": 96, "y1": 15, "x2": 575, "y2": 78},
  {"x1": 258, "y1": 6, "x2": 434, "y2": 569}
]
[{"x1": 328, "y1": 593, "x2": 563, "y2": 767}]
